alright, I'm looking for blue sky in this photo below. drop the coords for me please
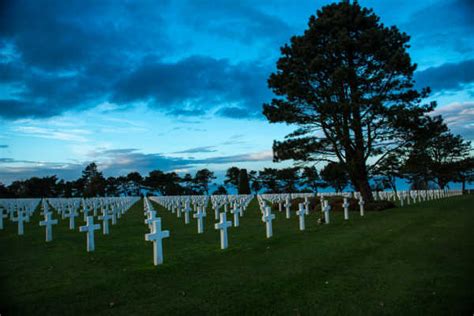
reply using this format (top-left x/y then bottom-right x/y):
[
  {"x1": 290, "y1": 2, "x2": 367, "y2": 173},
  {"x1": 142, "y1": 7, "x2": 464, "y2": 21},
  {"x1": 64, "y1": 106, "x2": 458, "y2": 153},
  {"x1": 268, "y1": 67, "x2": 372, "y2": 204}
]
[{"x1": 0, "y1": 0, "x2": 473, "y2": 184}]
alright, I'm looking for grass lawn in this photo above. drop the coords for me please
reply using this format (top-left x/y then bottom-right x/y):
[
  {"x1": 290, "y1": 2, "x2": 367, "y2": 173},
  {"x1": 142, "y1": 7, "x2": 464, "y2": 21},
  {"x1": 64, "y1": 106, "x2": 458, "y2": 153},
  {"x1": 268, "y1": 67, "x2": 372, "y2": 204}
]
[{"x1": 1, "y1": 195, "x2": 473, "y2": 315}]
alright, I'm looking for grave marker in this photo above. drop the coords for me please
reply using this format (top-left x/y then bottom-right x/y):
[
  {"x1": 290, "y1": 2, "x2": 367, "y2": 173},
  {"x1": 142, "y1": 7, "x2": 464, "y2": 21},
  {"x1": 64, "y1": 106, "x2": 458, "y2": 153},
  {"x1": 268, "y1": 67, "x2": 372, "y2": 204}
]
[
  {"x1": 79, "y1": 216, "x2": 101, "y2": 252},
  {"x1": 145, "y1": 218, "x2": 170, "y2": 265}
]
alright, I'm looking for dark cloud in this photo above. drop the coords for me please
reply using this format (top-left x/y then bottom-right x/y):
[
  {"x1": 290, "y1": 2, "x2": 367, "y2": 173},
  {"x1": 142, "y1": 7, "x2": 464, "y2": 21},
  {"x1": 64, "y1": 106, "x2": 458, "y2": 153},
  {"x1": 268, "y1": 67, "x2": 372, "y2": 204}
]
[
  {"x1": 181, "y1": 0, "x2": 293, "y2": 45},
  {"x1": 0, "y1": 158, "x2": 84, "y2": 184},
  {"x1": 402, "y1": 0, "x2": 474, "y2": 55},
  {"x1": 0, "y1": 145, "x2": 9, "y2": 148},
  {"x1": 112, "y1": 56, "x2": 271, "y2": 118},
  {"x1": 216, "y1": 106, "x2": 260, "y2": 119},
  {"x1": 95, "y1": 148, "x2": 272, "y2": 173},
  {"x1": 0, "y1": 0, "x2": 281, "y2": 120},
  {"x1": 0, "y1": 0, "x2": 171, "y2": 119},
  {"x1": 415, "y1": 59, "x2": 474, "y2": 93},
  {"x1": 173, "y1": 146, "x2": 217, "y2": 154}
]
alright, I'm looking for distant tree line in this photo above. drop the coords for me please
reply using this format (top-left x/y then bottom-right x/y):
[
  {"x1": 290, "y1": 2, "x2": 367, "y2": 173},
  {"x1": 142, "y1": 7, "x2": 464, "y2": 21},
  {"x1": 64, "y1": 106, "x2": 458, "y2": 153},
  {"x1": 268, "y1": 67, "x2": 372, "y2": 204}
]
[{"x1": 1, "y1": 151, "x2": 472, "y2": 198}]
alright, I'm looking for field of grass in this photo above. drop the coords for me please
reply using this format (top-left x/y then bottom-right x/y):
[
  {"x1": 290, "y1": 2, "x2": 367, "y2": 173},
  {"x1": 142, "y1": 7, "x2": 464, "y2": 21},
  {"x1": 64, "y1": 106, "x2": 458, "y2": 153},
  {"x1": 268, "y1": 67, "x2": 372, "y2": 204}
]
[{"x1": 1, "y1": 195, "x2": 473, "y2": 315}]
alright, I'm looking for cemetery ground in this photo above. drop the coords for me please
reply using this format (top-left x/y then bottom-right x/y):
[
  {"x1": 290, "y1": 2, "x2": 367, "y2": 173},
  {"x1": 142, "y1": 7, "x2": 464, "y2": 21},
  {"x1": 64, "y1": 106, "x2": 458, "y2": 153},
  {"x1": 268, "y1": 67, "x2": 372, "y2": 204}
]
[{"x1": 1, "y1": 195, "x2": 473, "y2": 315}]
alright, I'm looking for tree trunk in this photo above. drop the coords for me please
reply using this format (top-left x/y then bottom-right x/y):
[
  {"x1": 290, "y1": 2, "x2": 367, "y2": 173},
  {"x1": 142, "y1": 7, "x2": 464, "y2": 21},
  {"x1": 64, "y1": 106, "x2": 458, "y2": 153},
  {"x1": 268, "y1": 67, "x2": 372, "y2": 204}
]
[
  {"x1": 389, "y1": 176, "x2": 398, "y2": 196},
  {"x1": 356, "y1": 161, "x2": 373, "y2": 202}
]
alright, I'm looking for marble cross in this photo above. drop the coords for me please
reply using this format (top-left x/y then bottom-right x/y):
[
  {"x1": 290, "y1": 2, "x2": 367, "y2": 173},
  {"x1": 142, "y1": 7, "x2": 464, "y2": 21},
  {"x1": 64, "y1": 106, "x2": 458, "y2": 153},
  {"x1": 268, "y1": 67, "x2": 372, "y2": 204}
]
[
  {"x1": 213, "y1": 205, "x2": 220, "y2": 220},
  {"x1": 193, "y1": 207, "x2": 206, "y2": 234},
  {"x1": 304, "y1": 197, "x2": 310, "y2": 214},
  {"x1": 66, "y1": 208, "x2": 78, "y2": 230},
  {"x1": 359, "y1": 198, "x2": 365, "y2": 216},
  {"x1": 230, "y1": 205, "x2": 242, "y2": 227},
  {"x1": 342, "y1": 198, "x2": 350, "y2": 220},
  {"x1": 99, "y1": 211, "x2": 112, "y2": 235},
  {"x1": 323, "y1": 200, "x2": 331, "y2": 224},
  {"x1": 83, "y1": 205, "x2": 89, "y2": 222},
  {"x1": 39, "y1": 212, "x2": 58, "y2": 242},
  {"x1": 145, "y1": 218, "x2": 170, "y2": 266},
  {"x1": 0, "y1": 208, "x2": 7, "y2": 230},
  {"x1": 79, "y1": 216, "x2": 101, "y2": 252},
  {"x1": 145, "y1": 210, "x2": 157, "y2": 229},
  {"x1": 214, "y1": 212, "x2": 232, "y2": 249},
  {"x1": 111, "y1": 207, "x2": 117, "y2": 225},
  {"x1": 296, "y1": 203, "x2": 306, "y2": 231},
  {"x1": 14, "y1": 210, "x2": 27, "y2": 235},
  {"x1": 183, "y1": 202, "x2": 192, "y2": 224},
  {"x1": 262, "y1": 206, "x2": 275, "y2": 238},
  {"x1": 284, "y1": 197, "x2": 291, "y2": 219}
]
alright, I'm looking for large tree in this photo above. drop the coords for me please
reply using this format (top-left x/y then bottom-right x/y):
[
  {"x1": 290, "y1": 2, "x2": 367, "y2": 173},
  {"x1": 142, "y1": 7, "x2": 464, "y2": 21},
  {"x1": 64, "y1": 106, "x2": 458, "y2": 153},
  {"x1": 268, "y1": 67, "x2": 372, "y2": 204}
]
[
  {"x1": 455, "y1": 157, "x2": 474, "y2": 192},
  {"x1": 259, "y1": 168, "x2": 280, "y2": 193},
  {"x1": 263, "y1": 1, "x2": 432, "y2": 201},
  {"x1": 320, "y1": 162, "x2": 349, "y2": 192},
  {"x1": 224, "y1": 167, "x2": 240, "y2": 189},
  {"x1": 194, "y1": 169, "x2": 216, "y2": 195},
  {"x1": 402, "y1": 116, "x2": 471, "y2": 189},
  {"x1": 300, "y1": 166, "x2": 324, "y2": 193},
  {"x1": 81, "y1": 163, "x2": 106, "y2": 197},
  {"x1": 372, "y1": 150, "x2": 404, "y2": 194},
  {"x1": 277, "y1": 167, "x2": 300, "y2": 193},
  {"x1": 249, "y1": 170, "x2": 262, "y2": 194},
  {"x1": 238, "y1": 168, "x2": 251, "y2": 194}
]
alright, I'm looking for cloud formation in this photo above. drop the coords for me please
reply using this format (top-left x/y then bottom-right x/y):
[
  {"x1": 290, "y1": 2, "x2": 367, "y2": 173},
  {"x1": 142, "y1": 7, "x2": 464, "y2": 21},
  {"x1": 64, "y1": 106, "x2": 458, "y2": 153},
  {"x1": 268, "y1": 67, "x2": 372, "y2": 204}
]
[
  {"x1": 0, "y1": 148, "x2": 273, "y2": 184},
  {"x1": 173, "y1": 146, "x2": 217, "y2": 154},
  {"x1": 433, "y1": 101, "x2": 474, "y2": 140},
  {"x1": 0, "y1": 0, "x2": 276, "y2": 120},
  {"x1": 415, "y1": 59, "x2": 474, "y2": 94},
  {"x1": 112, "y1": 56, "x2": 271, "y2": 119}
]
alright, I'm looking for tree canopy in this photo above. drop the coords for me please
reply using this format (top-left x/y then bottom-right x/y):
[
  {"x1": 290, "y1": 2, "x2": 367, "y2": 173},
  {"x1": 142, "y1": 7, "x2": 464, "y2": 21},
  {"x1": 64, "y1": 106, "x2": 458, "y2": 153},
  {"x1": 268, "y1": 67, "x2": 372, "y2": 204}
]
[{"x1": 263, "y1": 1, "x2": 434, "y2": 201}]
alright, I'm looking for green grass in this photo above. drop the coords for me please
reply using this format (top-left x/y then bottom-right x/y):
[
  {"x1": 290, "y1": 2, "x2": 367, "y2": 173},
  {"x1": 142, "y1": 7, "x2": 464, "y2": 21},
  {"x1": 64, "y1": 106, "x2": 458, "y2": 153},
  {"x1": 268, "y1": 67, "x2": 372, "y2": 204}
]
[{"x1": 1, "y1": 195, "x2": 473, "y2": 315}]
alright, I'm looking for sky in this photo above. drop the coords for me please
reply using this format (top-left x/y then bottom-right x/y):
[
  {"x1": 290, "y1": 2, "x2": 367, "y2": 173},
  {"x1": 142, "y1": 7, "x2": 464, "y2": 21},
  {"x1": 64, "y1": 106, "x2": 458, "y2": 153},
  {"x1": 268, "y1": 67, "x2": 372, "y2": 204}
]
[{"x1": 0, "y1": 0, "x2": 473, "y2": 185}]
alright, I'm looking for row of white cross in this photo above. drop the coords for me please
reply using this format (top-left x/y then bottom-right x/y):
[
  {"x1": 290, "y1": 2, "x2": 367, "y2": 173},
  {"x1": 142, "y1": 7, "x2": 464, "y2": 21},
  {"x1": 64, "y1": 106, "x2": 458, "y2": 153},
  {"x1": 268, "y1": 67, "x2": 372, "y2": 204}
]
[
  {"x1": 1, "y1": 189, "x2": 464, "y2": 267},
  {"x1": 0, "y1": 197, "x2": 139, "y2": 252},
  {"x1": 257, "y1": 195, "x2": 364, "y2": 232},
  {"x1": 142, "y1": 195, "x2": 254, "y2": 265}
]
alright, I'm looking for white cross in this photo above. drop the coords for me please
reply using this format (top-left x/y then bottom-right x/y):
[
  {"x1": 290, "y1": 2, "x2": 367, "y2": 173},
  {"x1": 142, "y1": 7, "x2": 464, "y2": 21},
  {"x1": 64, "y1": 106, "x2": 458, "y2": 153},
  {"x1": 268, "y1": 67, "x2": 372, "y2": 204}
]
[
  {"x1": 213, "y1": 205, "x2": 220, "y2": 220},
  {"x1": 79, "y1": 216, "x2": 101, "y2": 252},
  {"x1": 83, "y1": 205, "x2": 89, "y2": 222},
  {"x1": 214, "y1": 212, "x2": 232, "y2": 249},
  {"x1": 66, "y1": 208, "x2": 78, "y2": 230},
  {"x1": 183, "y1": 202, "x2": 192, "y2": 224},
  {"x1": 230, "y1": 205, "x2": 242, "y2": 227},
  {"x1": 262, "y1": 206, "x2": 275, "y2": 238},
  {"x1": 304, "y1": 197, "x2": 310, "y2": 214},
  {"x1": 284, "y1": 197, "x2": 291, "y2": 219},
  {"x1": 145, "y1": 218, "x2": 170, "y2": 265},
  {"x1": 193, "y1": 207, "x2": 206, "y2": 234},
  {"x1": 342, "y1": 198, "x2": 350, "y2": 220},
  {"x1": 111, "y1": 207, "x2": 117, "y2": 225},
  {"x1": 145, "y1": 210, "x2": 157, "y2": 229},
  {"x1": 323, "y1": 200, "x2": 331, "y2": 224},
  {"x1": 99, "y1": 211, "x2": 112, "y2": 235},
  {"x1": 359, "y1": 198, "x2": 365, "y2": 216},
  {"x1": 296, "y1": 203, "x2": 306, "y2": 231},
  {"x1": 13, "y1": 210, "x2": 27, "y2": 235},
  {"x1": 0, "y1": 208, "x2": 7, "y2": 230},
  {"x1": 39, "y1": 212, "x2": 58, "y2": 242}
]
